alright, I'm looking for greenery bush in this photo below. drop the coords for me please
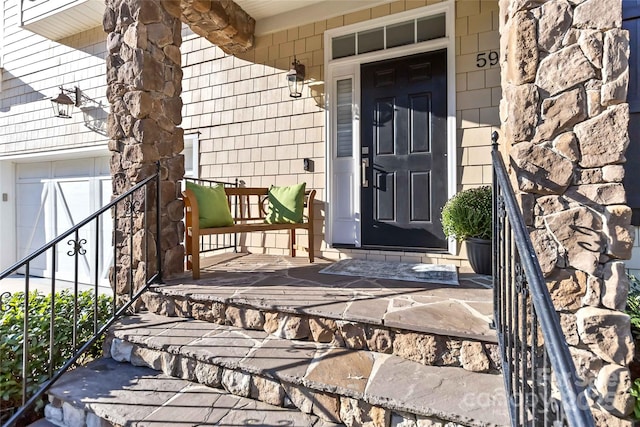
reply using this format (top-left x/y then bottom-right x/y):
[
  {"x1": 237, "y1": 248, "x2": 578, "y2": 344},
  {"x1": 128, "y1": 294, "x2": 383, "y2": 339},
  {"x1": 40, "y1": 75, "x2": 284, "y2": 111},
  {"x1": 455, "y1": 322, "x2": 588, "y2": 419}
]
[
  {"x1": 626, "y1": 274, "x2": 640, "y2": 419},
  {"x1": 441, "y1": 186, "x2": 492, "y2": 241},
  {"x1": 1, "y1": 289, "x2": 112, "y2": 419}
]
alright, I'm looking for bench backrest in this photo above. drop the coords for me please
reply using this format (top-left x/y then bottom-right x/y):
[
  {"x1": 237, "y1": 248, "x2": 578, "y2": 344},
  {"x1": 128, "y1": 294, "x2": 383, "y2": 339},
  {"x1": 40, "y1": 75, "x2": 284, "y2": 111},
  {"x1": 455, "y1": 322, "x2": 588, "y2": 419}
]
[
  {"x1": 223, "y1": 187, "x2": 316, "y2": 223},
  {"x1": 183, "y1": 187, "x2": 316, "y2": 226}
]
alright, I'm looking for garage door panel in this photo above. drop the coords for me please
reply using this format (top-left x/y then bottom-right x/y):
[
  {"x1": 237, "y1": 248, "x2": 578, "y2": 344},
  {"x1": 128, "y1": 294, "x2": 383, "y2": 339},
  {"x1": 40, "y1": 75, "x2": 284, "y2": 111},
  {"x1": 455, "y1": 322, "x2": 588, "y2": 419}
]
[
  {"x1": 17, "y1": 190, "x2": 47, "y2": 229},
  {"x1": 54, "y1": 181, "x2": 96, "y2": 283},
  {"x1": 16, "y1": 181, "x2": 49, "y2": 275},
  {"x1": 99, "y1": 179, "x2": 113, "y2": 281},
  {"x1": 53, "y1": 159, "x2": 96, "y2": 178},
  {"x1": 17, "y1": 226, "x2": 47, "y2": 253},
  {"x1": 16, "y1": 156, "x2": 111, "y2": 283},
  {"x1": 55, "y1": 181, "x2": 92, "y2": 228},
  {"x1": 17, "y1": 182, "x2": 47, "y2": 207},
  {"x1": 17, "y1": 225, "x2": 48, "y2": 273},
  {"x1": 96, "y1": 157, "x2": 110, "y2": 175},
  {"x1": 16, "y1": 162, "x2": 51, "y2": 180}
]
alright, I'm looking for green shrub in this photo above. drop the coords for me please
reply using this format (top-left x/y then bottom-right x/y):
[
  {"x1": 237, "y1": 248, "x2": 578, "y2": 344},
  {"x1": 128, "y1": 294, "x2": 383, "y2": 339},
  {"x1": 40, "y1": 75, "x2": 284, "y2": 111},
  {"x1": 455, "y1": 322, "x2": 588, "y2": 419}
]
[
  {"x1": 627, "y1": 274, "x2": 640, "y2": 340},
  {"x1": 626, "y1": 274, "x2": 640, "y2": 419},
  {"x1": 631, "y1": 379, "x2": 640, "y2": 419},
  {"x1": 0, "y1": 290, "x2": 112, "y2": 415},
  {"x1": 441, "y1": 186, "x2": 492, "y2": 241}
]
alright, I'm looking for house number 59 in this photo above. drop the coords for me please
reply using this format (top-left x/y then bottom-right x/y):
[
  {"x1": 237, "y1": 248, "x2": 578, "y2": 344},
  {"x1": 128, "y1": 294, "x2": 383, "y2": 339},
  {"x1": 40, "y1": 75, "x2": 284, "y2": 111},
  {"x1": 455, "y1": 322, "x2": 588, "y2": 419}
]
[{"x1": 476, "y1": 51, "x2": 499, "y2": 68}]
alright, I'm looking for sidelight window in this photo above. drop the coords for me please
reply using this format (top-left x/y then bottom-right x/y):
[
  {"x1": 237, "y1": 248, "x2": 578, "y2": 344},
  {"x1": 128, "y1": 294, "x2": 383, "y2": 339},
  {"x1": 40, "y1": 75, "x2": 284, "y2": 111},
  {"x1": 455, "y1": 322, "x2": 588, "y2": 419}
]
[{"x1": 336, "y1": 78, "x2": 353, "y2": 158}]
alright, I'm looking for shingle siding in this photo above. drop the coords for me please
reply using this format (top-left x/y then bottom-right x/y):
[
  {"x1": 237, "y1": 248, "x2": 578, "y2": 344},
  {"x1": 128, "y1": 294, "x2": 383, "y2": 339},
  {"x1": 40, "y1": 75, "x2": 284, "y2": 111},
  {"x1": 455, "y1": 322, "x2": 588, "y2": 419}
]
[{"x1": 0, "y1": 0, "x2": 506, "y2": 268}]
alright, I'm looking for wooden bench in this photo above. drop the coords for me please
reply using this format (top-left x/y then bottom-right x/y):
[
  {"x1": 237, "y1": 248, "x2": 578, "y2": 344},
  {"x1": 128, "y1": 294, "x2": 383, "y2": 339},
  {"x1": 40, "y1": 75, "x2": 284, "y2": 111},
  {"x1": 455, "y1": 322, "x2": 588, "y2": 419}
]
[{"x1": 183, "y1": 187, "x2": 316, "y2": 279}]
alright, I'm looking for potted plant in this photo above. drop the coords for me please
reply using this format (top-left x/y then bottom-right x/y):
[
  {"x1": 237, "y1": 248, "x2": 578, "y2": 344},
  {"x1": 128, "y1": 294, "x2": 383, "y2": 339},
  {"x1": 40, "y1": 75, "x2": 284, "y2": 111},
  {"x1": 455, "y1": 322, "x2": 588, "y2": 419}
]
[{"x1": 441, "y1": 186, "x2": 492, "y2": 275}]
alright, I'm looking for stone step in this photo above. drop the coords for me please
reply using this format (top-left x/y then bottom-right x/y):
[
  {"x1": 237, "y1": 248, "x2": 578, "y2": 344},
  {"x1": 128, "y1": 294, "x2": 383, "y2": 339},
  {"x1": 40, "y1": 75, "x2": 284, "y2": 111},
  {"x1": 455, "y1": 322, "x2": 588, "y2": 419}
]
[
  {"x1": 45, "y1": 358, "x2": 339, "y2": 427},
  {"x1": 142, "y1": 256, "x2": 499, "y2": 373},
  {"x1": 106, "y1": 312, "x2": 510, "y2": 427}
]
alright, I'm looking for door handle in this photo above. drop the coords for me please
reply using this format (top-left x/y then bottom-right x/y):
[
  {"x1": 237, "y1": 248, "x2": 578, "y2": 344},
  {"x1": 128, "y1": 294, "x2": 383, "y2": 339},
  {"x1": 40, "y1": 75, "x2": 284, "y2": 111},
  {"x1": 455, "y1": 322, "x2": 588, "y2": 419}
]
[{"x1": 362, "y1": 158, "x2": 369, "y2": 188}]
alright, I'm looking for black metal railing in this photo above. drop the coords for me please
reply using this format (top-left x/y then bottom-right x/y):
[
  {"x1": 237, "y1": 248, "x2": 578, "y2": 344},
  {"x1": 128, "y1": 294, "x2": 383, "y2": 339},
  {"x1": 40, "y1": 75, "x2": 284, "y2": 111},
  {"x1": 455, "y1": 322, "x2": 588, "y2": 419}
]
[
  {"x1": 184, "y1": 177, "x2": 238, "y2": 253},
  {"x1": 492, "y1": 132, "x2": 595, "y2": 427},
  {"x1": 0, "y1": 166, "x2": 163, "y2": 427}
]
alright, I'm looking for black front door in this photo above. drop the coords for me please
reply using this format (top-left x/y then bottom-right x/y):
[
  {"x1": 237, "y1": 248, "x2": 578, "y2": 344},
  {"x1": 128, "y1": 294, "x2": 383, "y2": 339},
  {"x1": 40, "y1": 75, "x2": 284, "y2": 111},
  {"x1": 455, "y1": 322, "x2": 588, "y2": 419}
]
[{"x1": 361, "y1": 50, "x2": 448, "y2": 250}]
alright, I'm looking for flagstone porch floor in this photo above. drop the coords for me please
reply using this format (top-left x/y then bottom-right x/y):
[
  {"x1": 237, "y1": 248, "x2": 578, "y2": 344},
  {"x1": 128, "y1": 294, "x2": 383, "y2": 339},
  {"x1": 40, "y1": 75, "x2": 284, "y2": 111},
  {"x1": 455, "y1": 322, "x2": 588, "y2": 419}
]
[{"x1": 155, "y1": 253, "x2": 496, "y2": 343}]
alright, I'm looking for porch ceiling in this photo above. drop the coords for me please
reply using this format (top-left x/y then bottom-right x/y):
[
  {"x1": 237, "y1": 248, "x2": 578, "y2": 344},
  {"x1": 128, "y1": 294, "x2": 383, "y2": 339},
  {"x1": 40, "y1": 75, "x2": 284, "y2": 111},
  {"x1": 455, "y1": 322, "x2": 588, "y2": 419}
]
[{"x1": 235, "y1": 0, "x2": 396, "y2": 35}]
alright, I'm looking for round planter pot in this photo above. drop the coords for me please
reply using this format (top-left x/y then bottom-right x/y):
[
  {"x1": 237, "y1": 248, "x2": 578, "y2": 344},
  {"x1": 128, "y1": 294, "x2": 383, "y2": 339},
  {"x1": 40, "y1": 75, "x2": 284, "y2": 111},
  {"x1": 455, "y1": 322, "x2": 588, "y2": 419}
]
[{"x1": 465, "y1": 237, "x2": 492, "y2": 275}]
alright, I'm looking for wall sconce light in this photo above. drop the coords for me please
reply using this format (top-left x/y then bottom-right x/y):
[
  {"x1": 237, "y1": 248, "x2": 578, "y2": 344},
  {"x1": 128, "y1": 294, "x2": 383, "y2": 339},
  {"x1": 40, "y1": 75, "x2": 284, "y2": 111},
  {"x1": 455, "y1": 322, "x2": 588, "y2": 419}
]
[
  {"x1": 286, "y1": 57, "x2": 305, "y2": 98},
  {"x1": 51, "y1": 86, "x2": 79, "y2": 118},
  {"x1": 51, "y1": 86, "x2": 98, "y2": 119}
]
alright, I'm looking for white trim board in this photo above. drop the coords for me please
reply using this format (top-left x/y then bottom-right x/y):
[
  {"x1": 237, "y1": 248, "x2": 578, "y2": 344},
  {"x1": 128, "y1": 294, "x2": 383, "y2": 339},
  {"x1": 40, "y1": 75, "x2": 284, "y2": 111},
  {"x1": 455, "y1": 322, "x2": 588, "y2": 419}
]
[{"x1": 0, "y1": 144, "x2": 110, "y2": 162}]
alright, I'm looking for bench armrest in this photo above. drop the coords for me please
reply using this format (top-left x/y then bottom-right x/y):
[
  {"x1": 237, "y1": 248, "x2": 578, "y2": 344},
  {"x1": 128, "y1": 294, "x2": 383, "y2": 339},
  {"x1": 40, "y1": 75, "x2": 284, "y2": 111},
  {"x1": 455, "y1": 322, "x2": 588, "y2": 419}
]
[{"x1": 182, "y1": 188, "x2": 200, "y2": 235}]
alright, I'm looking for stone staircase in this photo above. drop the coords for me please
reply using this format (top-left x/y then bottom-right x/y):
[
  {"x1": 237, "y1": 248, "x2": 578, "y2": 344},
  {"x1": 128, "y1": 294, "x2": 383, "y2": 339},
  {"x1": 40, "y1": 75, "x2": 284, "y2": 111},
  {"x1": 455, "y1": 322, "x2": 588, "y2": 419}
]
[{"x1": 40, "y1": 255, "x2": 510, "y2": 427}]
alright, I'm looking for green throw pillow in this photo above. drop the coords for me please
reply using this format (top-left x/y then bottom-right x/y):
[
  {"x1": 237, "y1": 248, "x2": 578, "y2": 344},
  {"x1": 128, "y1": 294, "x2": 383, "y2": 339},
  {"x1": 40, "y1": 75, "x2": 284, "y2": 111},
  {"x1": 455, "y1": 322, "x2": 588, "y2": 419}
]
[
  {"x1": 265, "y1": 183, "x2": 306, "y2": 224},
  {"x1": 186, "y1": 181, "x2": 234, "y2": 228}
]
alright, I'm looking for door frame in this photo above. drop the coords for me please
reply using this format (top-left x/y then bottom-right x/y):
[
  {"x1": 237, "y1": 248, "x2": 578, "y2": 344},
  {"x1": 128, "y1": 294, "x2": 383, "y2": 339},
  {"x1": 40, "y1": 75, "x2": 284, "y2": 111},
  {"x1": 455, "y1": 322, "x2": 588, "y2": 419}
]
[{"x1": 324, "y1": 0, "x2": 457, "y2": 254}]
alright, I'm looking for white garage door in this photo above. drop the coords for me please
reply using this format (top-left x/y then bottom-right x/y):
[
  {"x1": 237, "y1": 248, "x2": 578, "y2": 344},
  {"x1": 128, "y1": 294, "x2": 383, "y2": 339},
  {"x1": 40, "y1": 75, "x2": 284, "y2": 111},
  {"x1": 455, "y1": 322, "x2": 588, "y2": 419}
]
[{"x1": 16, "y1": 157, "x2": 112, "y2": 284}]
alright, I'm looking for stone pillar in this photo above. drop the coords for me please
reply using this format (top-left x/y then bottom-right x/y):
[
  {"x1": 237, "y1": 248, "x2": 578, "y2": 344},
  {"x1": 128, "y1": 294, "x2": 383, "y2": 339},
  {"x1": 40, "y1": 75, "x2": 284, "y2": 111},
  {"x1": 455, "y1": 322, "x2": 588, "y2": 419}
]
[
  {"x1": 499, "y1": 0, "x2": 635, "y2": 424},
  {"x1": 104, "y1": 0, "x2": 185, "y2": 296}
]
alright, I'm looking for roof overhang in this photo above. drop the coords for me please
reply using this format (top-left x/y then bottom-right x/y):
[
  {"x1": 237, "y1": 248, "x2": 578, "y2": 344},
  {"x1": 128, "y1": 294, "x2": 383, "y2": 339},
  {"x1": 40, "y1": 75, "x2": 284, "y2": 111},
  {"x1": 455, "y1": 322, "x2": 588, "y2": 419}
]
[
  {"x1": 235, "y1": 0, "x2": 395, "y2": 35},
  {"x1": 20, "y1": 0, "x2": 396, "y2": 42},
  {"x1": 21, "y1": 0, "x2": 104, "y2": 41}
]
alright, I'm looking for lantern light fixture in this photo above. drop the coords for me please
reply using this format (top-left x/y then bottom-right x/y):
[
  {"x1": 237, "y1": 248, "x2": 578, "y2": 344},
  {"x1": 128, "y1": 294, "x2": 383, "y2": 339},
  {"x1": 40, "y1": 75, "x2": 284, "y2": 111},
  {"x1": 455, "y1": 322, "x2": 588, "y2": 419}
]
[
  {"x1": 286, "y1": 57, "x2": 305, "y2": 98},
  {"x1": 50, "y1": 86, "x2": 99, "y2": 119},
  {"x1": 51, "y1": 86, "x2": 80, "y2": 118}
]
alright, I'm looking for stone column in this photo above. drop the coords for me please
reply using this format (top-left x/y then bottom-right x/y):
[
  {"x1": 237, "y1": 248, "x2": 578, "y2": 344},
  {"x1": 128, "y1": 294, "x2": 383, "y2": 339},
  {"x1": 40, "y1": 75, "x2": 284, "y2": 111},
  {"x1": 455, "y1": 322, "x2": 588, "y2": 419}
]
[
  {"x1": 104, "y1": 0, "x2": 185, "y2": 297},
  {"x1": 499, "y1": 0, "x2": 635, "y2": 424}
]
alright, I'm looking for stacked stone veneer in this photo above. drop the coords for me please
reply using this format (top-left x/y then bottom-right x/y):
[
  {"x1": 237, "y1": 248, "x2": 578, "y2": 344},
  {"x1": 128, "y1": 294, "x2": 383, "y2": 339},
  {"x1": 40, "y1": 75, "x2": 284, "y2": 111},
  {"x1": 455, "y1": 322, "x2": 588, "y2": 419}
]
[
  {"x1": 104, "y1": 0, "x2": 254, "y2": 291},
  {"x1": 96, "y1": 336, "x2": 478, "y2": 427},
  {"x1": 141, "y1": 291, "x2": 501, "y2": 374},
  {"x1": 499, "y1": 0, "x2": 635, "y2": 424},
  {"x1": 104, "y1": 0, "x2": 185, "y2": 294}
]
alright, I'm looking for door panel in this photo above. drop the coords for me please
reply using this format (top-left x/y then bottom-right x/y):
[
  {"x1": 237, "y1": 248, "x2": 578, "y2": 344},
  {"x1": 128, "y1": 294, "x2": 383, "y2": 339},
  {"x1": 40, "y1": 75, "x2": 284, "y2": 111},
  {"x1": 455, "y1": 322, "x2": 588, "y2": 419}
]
[
  {"x1": 410, "y1": 93, "x2": 431, "y2": 153},
  {"x1": 410, "y1": 171, "x2": 431, "y2": 222},
  {"x1": 361, "y1": 50, "x2": 447, "y2": 249},
  {"x1": 375, "y1": 99, "x2": 396, "y2": 155},
  {"x1": 375, "y1": 171, "x2": 395, "y2": 221}
]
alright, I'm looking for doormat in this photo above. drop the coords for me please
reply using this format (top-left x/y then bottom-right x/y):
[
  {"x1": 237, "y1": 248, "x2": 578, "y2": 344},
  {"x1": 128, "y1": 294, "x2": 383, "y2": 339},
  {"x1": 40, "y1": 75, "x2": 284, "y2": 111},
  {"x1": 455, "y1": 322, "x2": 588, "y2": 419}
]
[{"x1": 319, "y1": 259, "x2": 458, "y2": 285}]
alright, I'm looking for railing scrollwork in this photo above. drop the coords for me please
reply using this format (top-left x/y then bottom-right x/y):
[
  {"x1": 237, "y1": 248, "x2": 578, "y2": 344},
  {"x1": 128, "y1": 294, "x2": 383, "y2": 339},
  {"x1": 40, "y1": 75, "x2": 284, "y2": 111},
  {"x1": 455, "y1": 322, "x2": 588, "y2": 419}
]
[
  {"x1": 492, "y1": 131, "x2": 595, "y2": 427},
  {"x1": 0, "y1": 291, "x2": 11, "y2": 312},
  {"x1": 66, "y1": 238, "x2": 87, "y2": 256},
  {"x1": 1, "y1": 163, "x2": 163, "y2": 427}
]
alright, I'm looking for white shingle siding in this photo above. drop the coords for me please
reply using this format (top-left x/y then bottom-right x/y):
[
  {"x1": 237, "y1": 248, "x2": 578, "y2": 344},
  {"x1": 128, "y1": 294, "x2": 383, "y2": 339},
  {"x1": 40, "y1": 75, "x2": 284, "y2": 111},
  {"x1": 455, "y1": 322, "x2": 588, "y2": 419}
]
[
  {"x1": 0, "y1": 22, "x2": 107, "y2": 155},
  {"x1": 0, "y1": 0, "x2": 502, "y2": 267}
]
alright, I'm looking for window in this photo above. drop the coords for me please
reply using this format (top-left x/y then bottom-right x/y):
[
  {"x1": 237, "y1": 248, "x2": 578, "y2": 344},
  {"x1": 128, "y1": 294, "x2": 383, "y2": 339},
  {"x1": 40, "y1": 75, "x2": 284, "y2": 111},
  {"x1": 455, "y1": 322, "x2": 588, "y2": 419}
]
[
  {"x1": 417, "y1": 14, "x2": 447, "y2": 43},
  {"x1": 357, "y1": 28, "x2": 384, "y2": 54},
  {"x1": 332, "y1": 34, "x2": 356, "y2": 59},
  {"x1": 336, "y1": 79, "x2": 353, "y2": 157},
  {"x1": 387, "y1": 20, "x2": 414, "y2": 49},
  {"x1": 330, "y1": 13, "x2": 446, "y2": 60}
]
